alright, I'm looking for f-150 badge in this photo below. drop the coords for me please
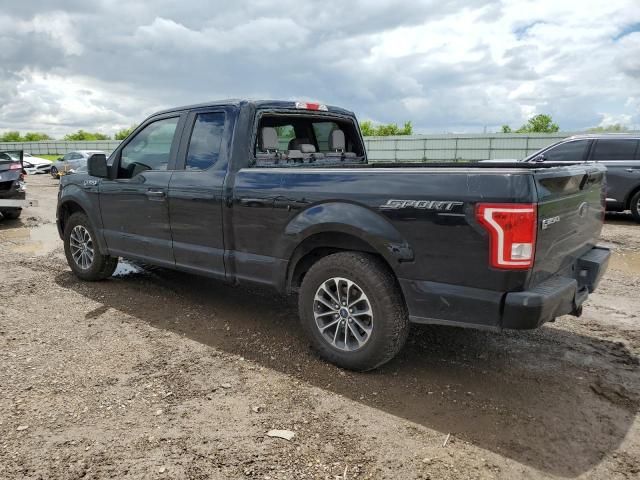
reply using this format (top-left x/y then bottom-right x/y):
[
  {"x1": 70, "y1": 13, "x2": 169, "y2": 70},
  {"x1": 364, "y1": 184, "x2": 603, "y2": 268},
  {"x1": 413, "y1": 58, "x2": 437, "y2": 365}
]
[{"x1": 380, "y1": 199, "x2": 464, "y2": 211}]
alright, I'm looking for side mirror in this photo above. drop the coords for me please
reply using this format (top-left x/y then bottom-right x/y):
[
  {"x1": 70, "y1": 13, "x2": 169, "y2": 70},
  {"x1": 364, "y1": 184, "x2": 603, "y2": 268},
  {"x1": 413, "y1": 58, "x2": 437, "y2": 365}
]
[
  {"x1": 533, "y1": 154, "x2": 546, "y2": 163},
  {"x1": 87, "y1": 153, "x2": 109, "y2": 178}
]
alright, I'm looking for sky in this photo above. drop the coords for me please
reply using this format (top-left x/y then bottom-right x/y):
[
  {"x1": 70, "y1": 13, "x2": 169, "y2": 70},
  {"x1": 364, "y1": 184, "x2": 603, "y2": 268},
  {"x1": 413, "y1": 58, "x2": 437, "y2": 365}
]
[{"x1": 0, "y1": 0, "x2": 639, "y2": 137}]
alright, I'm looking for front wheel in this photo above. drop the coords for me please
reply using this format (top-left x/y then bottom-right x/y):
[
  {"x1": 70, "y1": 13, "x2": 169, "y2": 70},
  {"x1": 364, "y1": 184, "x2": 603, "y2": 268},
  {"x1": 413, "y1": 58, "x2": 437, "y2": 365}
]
[
  {"x1": 298, "y1": 252, "x2": 409, "y2": 371},
  {"x1": 630, "y1": 191, "x2": 640, "y2": 223},
  {"x1": 63, "y1": 212, "x2": 118, "y2": 281},
  {"x1": 50, "y1": 166, "x2": 58, "y2": 178}
]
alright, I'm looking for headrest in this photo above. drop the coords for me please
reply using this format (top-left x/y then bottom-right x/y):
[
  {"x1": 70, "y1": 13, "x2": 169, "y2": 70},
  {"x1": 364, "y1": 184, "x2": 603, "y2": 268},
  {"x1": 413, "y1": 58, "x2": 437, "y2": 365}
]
[
  {"x1": 260, "y1": 127, "x2": 278, "y2": 151},
  {"x1": 299, "y1": 144, "x2": 316, "y2": 153},
  {"x1": 329, "y1": 129, "x2": 346, "y2": 151},
  {"x1": 288, "y1": 137, "x2": 311, "y2": 151}
]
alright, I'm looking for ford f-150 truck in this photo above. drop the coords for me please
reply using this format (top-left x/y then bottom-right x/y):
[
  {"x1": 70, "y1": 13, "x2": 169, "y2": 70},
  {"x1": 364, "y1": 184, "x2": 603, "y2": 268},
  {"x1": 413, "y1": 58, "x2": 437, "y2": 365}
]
[{"x1": 56, "y1": 100, "x2": 610, "y2": 370}]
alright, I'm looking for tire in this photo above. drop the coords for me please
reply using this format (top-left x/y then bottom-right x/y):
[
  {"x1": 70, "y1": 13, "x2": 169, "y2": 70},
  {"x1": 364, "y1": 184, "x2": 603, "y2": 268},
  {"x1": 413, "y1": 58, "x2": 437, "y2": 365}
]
[
  {"x1": 63, "y1": 212, "x2": 118, "y2": 281},
  {"x1": 1, "y1": 208, "x2": 22, "y2": 220},
  {"x1": 298, "y1": 252, "x2": 409, "y2": 371},
  {"x1": 50, "y1": 166, "x2": 58, "y2": 178},
  {"x1": 630, "y1": 191, "x2": 640, "y2": 223}
]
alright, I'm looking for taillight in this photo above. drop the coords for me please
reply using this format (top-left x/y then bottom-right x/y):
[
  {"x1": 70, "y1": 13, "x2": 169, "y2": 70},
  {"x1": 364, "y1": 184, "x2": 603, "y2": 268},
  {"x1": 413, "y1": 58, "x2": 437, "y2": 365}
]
[
  {"x1": 9, "y1": 162, "x2": 21, "y2": 170},
  {"x1": 476, "y1": 203, "x2": 537, "y2": 270}
]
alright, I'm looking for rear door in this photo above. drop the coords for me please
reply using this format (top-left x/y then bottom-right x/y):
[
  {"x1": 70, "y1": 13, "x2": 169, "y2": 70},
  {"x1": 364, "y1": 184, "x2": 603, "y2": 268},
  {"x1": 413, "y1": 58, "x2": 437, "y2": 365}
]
[
  {"x1": 167, "y1": 107, "x2": 235, "y2": 280},
  {"x1": 98, "y1": 114, "x2": 185, "y2": 265},
  {"x1": 531, "y1": 163, "x2": 606, "y2": 286},
  {"x1": 588, "y1": 138, "x2": 640, "y2": 207}
]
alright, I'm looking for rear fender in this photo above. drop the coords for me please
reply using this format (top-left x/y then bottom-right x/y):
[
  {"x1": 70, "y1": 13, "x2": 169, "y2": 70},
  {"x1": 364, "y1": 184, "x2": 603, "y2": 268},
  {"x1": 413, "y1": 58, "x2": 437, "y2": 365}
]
[{"x1": 281, "y1": 201, "x2": 413, "y2": 266}]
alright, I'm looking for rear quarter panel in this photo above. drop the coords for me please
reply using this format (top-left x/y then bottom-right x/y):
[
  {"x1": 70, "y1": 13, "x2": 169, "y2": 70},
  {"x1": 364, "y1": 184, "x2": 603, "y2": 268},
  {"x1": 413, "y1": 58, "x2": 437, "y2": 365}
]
[{"x1": 229, "y1": 167, "x2": 536, "y2": 292}]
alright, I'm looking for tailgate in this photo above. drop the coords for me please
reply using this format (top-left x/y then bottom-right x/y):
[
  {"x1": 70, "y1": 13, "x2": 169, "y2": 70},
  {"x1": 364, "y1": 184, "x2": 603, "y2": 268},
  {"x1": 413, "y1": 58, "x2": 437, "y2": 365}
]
[{"x1": 530, "y1": 163, "x2": 606, "y2": 286}]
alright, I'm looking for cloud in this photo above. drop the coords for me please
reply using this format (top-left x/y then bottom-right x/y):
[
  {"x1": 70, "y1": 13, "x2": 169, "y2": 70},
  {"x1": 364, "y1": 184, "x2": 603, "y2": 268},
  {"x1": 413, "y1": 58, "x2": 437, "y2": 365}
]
[{"x1": 0, "y1": 0, "x2": 639, "y2": 137}]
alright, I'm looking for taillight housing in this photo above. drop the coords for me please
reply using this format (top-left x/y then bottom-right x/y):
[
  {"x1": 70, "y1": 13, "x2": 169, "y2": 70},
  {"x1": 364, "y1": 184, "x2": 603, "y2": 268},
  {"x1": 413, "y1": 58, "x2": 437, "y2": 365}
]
[
  {"x1": 476, "y1": 203, "x2": 537, "y2": 270},
  {"x1": 295, "y1": 101, "x2": 328, "y2": 111}
]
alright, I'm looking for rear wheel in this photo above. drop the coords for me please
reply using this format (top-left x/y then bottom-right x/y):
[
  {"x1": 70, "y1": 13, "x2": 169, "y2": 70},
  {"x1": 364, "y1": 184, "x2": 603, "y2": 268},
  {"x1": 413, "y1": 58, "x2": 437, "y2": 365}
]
[
  {"x1": 298, "y1": 252, "x2": 409, "y2": 371},
  {"x1": 50, "y1": 166, "x2": 58, "y2": 178},
  {"x1": 64, "y1": 212, "x2": 118, "y2": 281},
  {"x1": 630, "y1": 191, "x2": 640, "y2": 223}
]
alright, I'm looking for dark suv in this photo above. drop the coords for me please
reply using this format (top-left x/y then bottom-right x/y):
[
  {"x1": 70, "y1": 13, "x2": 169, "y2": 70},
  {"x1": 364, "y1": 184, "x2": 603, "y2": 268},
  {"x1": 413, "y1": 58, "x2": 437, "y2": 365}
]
[{"x1": 526, "y1": 134, "x2": 640, "y2": 221}]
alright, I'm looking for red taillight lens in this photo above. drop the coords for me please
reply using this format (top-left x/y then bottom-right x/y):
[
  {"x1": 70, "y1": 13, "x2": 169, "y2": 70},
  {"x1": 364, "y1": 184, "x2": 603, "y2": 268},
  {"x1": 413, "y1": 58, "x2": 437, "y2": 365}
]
[
  {"x1": 476, "y1": 203, "x2": 537, "y2": 270},
  {"x1": 9, "y1": 162, "x2": 22, "y2": 170}
]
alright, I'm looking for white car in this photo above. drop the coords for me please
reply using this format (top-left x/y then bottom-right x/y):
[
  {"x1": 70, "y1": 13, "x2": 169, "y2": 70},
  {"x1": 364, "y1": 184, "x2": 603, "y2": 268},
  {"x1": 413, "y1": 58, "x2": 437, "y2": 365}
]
[
  {"x1": 21, "y1": 153, "x2": 53, "y2": 174},
  {"x1": 51, "y1": 150, "x2": 105, "y2": 178}
]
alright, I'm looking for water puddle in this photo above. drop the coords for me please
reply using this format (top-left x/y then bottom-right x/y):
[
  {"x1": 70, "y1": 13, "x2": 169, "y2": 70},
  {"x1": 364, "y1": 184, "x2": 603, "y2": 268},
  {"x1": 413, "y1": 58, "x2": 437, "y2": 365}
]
[
  {"x1": 0, "y1": 222, "x2": 60, "y2": 256},
  {"x1": 609, "y1": 250, "x2": 640, "y2": 275},
  {"x1": 112, "y1": 260, "x2": 145, "y2": 277}
]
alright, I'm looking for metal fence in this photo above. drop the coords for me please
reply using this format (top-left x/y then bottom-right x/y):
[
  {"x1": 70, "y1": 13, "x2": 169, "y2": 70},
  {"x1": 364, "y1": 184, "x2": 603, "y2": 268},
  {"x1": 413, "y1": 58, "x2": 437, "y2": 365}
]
[
  {"x1": 0, "y1": 140, "x2": 121, "y2": 156},
  {"x1": 362, "y1": 133, "x2": 577, "y2": 162},
  {"x1": 0, "y1": 132, "x2": 607, "y2": 162}
]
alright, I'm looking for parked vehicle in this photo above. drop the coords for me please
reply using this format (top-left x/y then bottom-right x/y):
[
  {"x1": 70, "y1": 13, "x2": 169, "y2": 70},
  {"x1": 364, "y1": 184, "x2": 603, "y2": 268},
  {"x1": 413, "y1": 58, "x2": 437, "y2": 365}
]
[
  {"x1": 0, "y1": 151, "x2": 27, "y2": 220},
  {"x1": 56, "y1": 100, "x2": 610, "y2": 370},
  {"x1": 51, "y1": 150, "x2": 105, "y2": 178},
  {"x1": 487, "y1": 134, "x2": 640, "y2": 222},
  {"x1": 21, "y1": 153, "x2": 53, "y2": 175}
]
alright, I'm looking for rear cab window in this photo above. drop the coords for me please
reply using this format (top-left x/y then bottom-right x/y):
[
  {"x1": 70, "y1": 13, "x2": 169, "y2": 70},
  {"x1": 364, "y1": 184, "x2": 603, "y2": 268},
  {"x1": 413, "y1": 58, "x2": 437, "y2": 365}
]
[{"x1": 253, "y1": 111, "x2": 365, "y2": 166}]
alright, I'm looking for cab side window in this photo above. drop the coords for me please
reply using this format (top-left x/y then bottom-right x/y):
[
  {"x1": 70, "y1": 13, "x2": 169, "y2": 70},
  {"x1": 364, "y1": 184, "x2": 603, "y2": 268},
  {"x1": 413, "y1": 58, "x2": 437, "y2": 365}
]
[
  {"x1": 185, "y1": 113, "x2": 225, "y2": 170},
  {"x1": 544, "y1": 140, "x2": 589, "y2": 162},
  {"x1": 591, "y1": 139, "x2": 638, "y2": 161},
  {"x1": 118, "y1": 117, "x2": 179, "y2": 179}
]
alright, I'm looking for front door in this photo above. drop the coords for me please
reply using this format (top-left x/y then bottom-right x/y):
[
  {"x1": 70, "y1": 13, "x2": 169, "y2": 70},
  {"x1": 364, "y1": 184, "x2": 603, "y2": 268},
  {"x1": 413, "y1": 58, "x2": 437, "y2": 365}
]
[
  {"x1": 168, "y1": 108, "x2": 233, "y2": 279},
  {"x1": 99, "y1": 114, "x2": 184, "y2": 265}
]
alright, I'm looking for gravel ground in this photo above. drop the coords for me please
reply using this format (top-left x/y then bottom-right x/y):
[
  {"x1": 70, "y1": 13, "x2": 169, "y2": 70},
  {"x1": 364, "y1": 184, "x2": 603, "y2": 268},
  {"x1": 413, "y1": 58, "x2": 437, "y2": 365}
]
[{"x1": 0, "y1": 175, "x2": 638, "y2": 479}]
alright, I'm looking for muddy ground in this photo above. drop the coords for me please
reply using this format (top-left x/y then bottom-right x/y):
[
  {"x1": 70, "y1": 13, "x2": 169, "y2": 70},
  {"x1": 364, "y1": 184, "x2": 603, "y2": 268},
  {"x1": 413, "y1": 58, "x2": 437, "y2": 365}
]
[{"x1": 1, "y1": 175, "x2": 639, "y2": 479}]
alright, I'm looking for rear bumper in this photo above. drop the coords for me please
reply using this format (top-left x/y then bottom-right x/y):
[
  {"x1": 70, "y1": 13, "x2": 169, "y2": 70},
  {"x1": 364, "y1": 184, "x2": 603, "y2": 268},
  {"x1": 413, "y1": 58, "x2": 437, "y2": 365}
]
[
  {"x1": 401, "y1": 246, "x2": 610, "y2": 331},
  {"x1": 502, "y1": 246, "x2": 610, "y2": 328}
]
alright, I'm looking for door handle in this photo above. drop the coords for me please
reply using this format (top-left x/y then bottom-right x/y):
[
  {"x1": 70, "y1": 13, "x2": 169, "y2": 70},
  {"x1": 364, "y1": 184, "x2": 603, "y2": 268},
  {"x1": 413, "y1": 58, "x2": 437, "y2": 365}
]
[
  {"x1": 625, "y1": 168, "x2": 636, "y2": 173},
  {"x1": 146, "y1": 189, "x2": 166, "y2": 200}
]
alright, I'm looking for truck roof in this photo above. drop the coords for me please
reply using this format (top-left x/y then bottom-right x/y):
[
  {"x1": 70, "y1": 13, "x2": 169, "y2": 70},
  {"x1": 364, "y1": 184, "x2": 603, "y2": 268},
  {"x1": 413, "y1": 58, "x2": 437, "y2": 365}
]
[{"x1": 150, "y1": 99, "x2": 355, "y2": 118}]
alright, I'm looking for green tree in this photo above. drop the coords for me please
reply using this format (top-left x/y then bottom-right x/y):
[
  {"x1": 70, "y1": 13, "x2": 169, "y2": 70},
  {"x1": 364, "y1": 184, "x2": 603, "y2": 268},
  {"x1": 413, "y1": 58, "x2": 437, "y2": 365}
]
[
  {"x1": 501, "y1": 114, "x2": 560, "y2": 134},
  {"x1": 23, "y1": 132, "x2": 52, "y2": 141},
  {"x1": 1, "y1": 131, "x2": 23, "y2": 142},
  {"x1": 587, "y1": 124, "x2": 629, "y2": 133},
  {"x1": 63, "y1": 130, "x2": 110, "y2": 141},
  {"x1": 359, "y1": 120, "x2": 413, "y2": 136},
  {"x1": 360, "y1": 120, "x2": 375, "y2": 136},
  {"x1": 114, "y1": 126, "x2": 136, "y2": 140}
]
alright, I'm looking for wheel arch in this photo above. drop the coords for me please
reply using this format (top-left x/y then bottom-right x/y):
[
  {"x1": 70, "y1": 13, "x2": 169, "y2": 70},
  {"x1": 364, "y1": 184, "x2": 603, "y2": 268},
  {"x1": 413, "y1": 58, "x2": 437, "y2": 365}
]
[
  {"x1": 281, "y1": 202, "x2": 413, "y2": 293},
  {"x1": 625, "y1": 183, "x2": 640, "y2": 210},
  {"x1": 57, "y1": 191, "x2": 108, "y2": 254}
]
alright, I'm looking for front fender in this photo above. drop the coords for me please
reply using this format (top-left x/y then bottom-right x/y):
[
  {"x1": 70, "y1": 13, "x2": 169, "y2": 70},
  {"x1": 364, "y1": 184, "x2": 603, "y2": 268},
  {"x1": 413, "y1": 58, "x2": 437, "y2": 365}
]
[
  {"x1": 280, "y1": 201, "x2": 413, "y2": 265},
  {"x1": 58, "y1": 182, "x2": 108, "y2": 254}
]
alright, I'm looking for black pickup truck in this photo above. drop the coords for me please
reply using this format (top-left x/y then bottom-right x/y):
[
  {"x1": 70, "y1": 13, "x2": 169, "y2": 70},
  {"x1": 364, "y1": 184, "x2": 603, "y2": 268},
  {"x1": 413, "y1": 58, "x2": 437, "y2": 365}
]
[{"x1": 56, "y1": 100, "x2": 610, "y2": 370}]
